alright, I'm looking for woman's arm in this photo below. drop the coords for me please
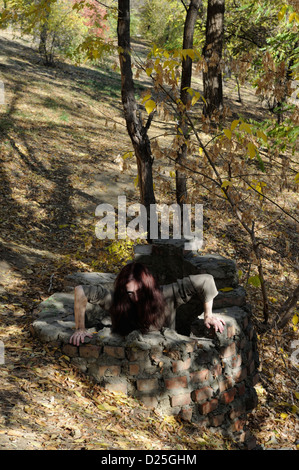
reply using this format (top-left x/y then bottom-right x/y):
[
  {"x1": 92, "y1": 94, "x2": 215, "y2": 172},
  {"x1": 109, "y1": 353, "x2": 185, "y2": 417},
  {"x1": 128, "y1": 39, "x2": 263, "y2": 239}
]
[
  {"x1": 203, "y1": 298, "x2": 225, "y2": 333},
  {"x1": 167, "y1": 274, "x2": 225, "y2": 333},
  {"x1": 69, "y1": 285, "x2": 93, "y2": 346}
]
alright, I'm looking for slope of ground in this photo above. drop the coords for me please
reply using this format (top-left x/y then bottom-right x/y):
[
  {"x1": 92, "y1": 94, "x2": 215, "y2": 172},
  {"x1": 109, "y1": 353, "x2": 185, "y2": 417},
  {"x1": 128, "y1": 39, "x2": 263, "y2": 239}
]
[{"x1": 0, "y1": 29, "x2": 298, "y2": 450}]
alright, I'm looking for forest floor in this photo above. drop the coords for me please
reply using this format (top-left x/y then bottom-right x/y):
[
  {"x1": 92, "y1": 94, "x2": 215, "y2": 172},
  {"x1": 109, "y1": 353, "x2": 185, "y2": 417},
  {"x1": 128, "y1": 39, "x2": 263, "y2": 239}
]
[{"x1": 0, "y1": 29, "x2": 298, "y2": 451}]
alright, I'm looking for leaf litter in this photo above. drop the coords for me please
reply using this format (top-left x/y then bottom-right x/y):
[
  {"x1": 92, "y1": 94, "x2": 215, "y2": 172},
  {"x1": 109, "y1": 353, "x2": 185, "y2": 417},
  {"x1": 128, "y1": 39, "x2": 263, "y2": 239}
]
[{"x1": 0, "y1": 29, "x2": 298, "y2": 450}]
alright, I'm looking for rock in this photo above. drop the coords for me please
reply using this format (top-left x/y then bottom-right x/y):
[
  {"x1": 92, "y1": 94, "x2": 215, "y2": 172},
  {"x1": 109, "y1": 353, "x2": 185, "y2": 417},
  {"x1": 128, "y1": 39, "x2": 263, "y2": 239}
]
[
  {"x1": 64, "y1": 272, "x2": 116, "y2": 291},
  {"x1": 183, "y1": 252, "x2": 239, "y2": 289},
  {"x1": 134, "y1": 242, "x2": 239, "y2": 288}
]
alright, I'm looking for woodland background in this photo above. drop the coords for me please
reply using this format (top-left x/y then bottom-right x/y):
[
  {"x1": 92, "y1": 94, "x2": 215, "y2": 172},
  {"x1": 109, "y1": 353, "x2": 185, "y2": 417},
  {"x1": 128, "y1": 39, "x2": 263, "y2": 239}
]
[{"x1": 0, "y1": 0, "x2": 298, "y2": 450}]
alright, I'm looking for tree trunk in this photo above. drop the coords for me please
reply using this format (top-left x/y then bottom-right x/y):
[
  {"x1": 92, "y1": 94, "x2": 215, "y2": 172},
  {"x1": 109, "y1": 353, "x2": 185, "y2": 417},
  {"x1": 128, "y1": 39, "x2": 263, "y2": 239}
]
[
  {"x1": 176, "y1": 0, "x2": 202, "y2": 207},
  {"x1": 202, "y1": 0, "x2": 225, "y2": 117},
  {"x1": 38, "y1": 9, "x2": 53, "y2": 66},
  {"x1": 117, "y1": 0, "x2": 156, "y2": 237}
]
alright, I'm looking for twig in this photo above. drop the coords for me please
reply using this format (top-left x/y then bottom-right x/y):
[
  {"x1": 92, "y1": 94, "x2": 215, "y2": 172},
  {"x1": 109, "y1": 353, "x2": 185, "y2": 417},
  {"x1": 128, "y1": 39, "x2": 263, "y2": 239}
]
[{"x1": 48, "y1": 273, "x2": 55, "y2": 293}]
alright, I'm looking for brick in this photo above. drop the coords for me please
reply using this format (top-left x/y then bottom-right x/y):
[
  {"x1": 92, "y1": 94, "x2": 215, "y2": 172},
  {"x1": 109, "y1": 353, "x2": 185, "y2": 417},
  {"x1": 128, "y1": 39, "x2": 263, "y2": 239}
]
[
  {"x1": 79, "y1": 344, "x2": 101, "y2": 358},
  {"x1": 209, "y1": 413, "x2": 225, "y2": 426},
  {"x1": 164, "y1": 376, "x2": 188, "y2": 390},
  {"x1": 104, "y1": 381, "x2": 127, "y2": 395},
  {"x1": 231, "y1": 354, "x2": 242, "y2": 368},
  {"x1": 98, "y1": 365, "x2": 120, "y2": 377},
  {"x1": 190, "y1": 369, "x2": 210, "y2": 383},
  {"x1": 140, "y1": 396, "x2": 158, "y2": 408},
  {"x1": 227, "y1": 325, "x2": 236, "y2": 339},
  {"x1": 62, "y1": 344, "x2": 78, "y2": 358},
  {"x1": 179, "y1": 408, "x2": 193, "y2": 422},
  {"x1": 220, "y1": 342, "x2": 236, "y2": 358},
  {"x1": 220, "y1": 387, "x2": 237, "y2": 404},
  {"x1": 218, "y1": 376, "x2": 233, "y2": 393},
  {"x1": 230, "y1": 399, "x2": 246, "y2": 419},
  {"x1": 185, "y1": 340, "x2": 197, "y2": 353},
  {"x1": 170, "y1": 393, "x2": 191, "y2": 407},
  {"x1": 211, "y1": 363, "x2": 222, "y2": 378},
  {"x1": 150, "y1": 351, "x2": 163, "y2": 365},
  {"x1": 137, "y1": 378, "x2": 158, "y2": 392},
  {"x1": 172, "y1": 358, "x2": 191, "y2": 373},
  {"x1": 104, "y1": 345, "x2": 125, "y2": 359},
  {"x1": 129, "y1": 363, "x2": 140, "y2": 375},
  {"x1": 238, "y1": 431, "x2": 257, "y2": 450},
  {"x1": 233, "y1": 366, "x2": 247, "y2": 383},
  {"x1": 198, "y1": 399, "x2": 218, "y2": 415},
  {"x1": 191, "y1": 386, "x2": 214, "y2": 403},
  {"x1": 236, "y1": 382, "x2": 246, "y2": 396},
  {"x1": 126, "y1": 348, "x2": 147, "y2": 361},
  {"x1": 230, "y1": 418, "x2": 246, "y2": 432}
]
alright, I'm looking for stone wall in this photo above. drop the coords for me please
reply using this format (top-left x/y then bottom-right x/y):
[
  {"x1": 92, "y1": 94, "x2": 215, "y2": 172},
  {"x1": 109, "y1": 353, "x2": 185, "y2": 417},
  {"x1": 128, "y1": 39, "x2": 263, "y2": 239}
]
[{"x1": 31, "y1": 242, "x2": 260, "y2": 450}]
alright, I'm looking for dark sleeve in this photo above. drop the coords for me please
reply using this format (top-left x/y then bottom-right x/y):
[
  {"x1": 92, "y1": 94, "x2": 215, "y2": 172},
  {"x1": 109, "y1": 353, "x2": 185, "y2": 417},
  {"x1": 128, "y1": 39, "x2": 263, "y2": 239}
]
[
  {"x1": 81, "y1": 284, "x2": 113, "y2": 310},
  {"x1": 163, "y1": 274, "x2": 217, "y2": 308},
  {"x1": 162, "y1": 274, "x2": 218, "y2": 328}
]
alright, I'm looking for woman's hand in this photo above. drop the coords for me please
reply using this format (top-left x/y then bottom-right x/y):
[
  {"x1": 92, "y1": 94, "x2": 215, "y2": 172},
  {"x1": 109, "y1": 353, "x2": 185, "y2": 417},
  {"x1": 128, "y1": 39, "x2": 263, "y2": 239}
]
[
  {"x1": 69, "y1": 328, "x2": 93, "y2": 346},
  {"x1": 204, "y1": 315, "x2": 226, "y2": 333}
]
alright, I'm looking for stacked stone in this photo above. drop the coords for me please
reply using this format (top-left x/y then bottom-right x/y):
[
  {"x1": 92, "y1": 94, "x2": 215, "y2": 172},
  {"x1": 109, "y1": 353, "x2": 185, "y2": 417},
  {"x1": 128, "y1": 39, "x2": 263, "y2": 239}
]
[
  {"x1": 31, "y1": 242, "x2": 260, "y2": 449},
  {"x1": 58, "y1": 308, "x2": 258, "y2": 449}
]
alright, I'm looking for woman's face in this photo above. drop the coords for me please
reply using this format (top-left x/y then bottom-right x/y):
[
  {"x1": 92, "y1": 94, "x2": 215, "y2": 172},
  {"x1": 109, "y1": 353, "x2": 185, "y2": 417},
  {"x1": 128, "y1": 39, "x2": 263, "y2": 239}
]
[{"x1": 126, "y1": 280, "x2": 140, "y2": 303}]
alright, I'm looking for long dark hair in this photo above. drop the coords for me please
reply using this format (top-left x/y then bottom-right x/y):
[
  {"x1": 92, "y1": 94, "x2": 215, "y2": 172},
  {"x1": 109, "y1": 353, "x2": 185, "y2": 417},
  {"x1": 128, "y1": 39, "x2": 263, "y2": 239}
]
[{"x1": 109, "y1": 262, "x2": 166, "y2": 335}]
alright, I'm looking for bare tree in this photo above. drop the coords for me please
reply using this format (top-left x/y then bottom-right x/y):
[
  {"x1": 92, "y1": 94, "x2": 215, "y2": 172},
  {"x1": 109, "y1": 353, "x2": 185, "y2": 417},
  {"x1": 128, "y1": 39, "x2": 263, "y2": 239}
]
[
  {"x1": 176, "y1": 0, "x2": 202, "y2": 207},
  {"x1": 202, "y1": 0, "x2": 225, "y2": 117},
  {"x1": 117, "y1": 0, "x2": 156, "y2": 235}
]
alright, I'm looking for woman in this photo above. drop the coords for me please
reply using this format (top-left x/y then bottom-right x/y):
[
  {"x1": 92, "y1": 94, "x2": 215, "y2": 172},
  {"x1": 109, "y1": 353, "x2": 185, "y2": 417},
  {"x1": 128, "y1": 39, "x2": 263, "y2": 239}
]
[{"x1": 69, "y1": 262, "x2": 225, "y2": 346}]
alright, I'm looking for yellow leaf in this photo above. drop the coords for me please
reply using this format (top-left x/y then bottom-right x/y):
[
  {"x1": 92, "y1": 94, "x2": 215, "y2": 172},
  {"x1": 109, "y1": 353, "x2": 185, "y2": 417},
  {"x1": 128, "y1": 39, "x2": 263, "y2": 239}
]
[
  {"x1": 145, "y1": 68, "x2": 153, "y2": 77},
  {"x1": 257, "y1": 130, "x2": 267, "y2": 143},
  {"x1": 240, "y1": 122, "x2": 252, "y2": 134},
  {"x1": 186, "y1": 49, "x2": 195, "y2": 60},
  {"x1": 141, "y1": 94, "x2": 152, "y2": 104},
  {"x1": 97, "y1": 403, "x2": 118, "y2": 412},
  {"x1": 231, "y1": 119, "x2": 239, "y2": 131},
  {"x1": 199, "y1": 147, "x2": 203, "y2": 155},
  {"x1": 122, "y1": 151, "x2": 133, "y2": 160},
  {"x1": 280, "y1": 412, "x2": 288, "y2": 419},
  {"x1": 248, "y1": 142, "x2": 256, "y2": 159},
  {"x1": 221, "y1": 189, "x2": 228, "y2": 199},
  {"x1": 291, "y1": 405, "x2": 299, "y2": 414},
  {"x1": 248, "y1": 275, "x2": 261, "y2": 287},
  {"x1": 144, "y1": 99, "x2": 156, "y2": 115},
  {"x1": 294, "y1": 173, "x2": 299, "y2": 184},
  {"x1": 223, "y1": 129, "x2": 232, "y2": 140},
  {"x1": 221, "y1": 180, "x2": 233, "y2": 188},
  {"x1": 191, "y1": 92, "x2": 201, "y2": 106},
  {"x1": 292, "y1": 314, "x2": 299, "y2": 326},
  {"x1": 219, "y1": 287, "x2": 234, "y2": 292},
  {"x1": 278, "y1": 5, "x2": 287, "y2": 21}
]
